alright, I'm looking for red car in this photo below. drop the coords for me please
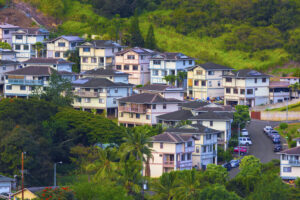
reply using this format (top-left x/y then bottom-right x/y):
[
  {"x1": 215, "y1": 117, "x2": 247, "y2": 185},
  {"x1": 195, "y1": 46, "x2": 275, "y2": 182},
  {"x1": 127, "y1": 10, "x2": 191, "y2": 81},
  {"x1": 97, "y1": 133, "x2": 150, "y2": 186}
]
[{"x1": 234, "y1": 146, "x2": 247, "y2": 155}]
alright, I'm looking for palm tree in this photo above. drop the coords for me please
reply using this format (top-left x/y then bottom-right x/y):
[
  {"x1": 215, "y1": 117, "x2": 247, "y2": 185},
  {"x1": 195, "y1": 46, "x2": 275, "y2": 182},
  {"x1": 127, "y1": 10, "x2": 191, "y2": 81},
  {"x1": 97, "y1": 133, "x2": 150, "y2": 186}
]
[
  {"x1": 176, "y1": 71, "x2": 187, "y2": 87},
  {"x1": 163, "y1": 75, "x2": 177, "y2": 86},
  {"x1": 289, "y1": 82, "x2": 300, "y2": 99},
  {"x1": 151, "y1": 171, "x2": 178, "y2": 200},
  {"x1": 33, "y1": 42, "x2": 44, "y2": 57}
]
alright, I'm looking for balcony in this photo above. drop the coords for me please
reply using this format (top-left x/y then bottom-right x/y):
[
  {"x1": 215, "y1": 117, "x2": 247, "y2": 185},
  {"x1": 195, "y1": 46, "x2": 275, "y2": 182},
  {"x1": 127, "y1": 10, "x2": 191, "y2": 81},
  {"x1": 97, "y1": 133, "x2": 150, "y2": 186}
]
[
  {"x1": 74, "y1": 91, "x2": 99, "y2": 98},
  {"x1": 119, "y1": 105, "x2": 147, "y2": 113},
  {"x1": 8, "y1": 79, "x2": 44, "y2": 85},
  {"x1": 289, "y1": 160, "x2": 300, "y2": 166}
]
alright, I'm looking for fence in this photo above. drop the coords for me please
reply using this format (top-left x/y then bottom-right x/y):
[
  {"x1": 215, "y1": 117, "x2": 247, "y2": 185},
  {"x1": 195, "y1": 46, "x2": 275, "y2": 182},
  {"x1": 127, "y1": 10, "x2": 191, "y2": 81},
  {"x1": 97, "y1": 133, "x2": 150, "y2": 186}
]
[{"x1": 251, "y1": 111, "x2": 300, "y2": 121}]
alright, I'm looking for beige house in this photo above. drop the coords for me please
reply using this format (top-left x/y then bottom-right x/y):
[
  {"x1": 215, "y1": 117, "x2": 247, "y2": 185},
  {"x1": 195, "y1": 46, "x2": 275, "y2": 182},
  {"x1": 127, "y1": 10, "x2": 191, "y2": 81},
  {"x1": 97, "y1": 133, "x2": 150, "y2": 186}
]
[
  {"x1": 223, "y1": 69, "x2": 270, "y2": 107},
  {"x1": 278, "y1": 138, "x2": 300, "y2": 180},
  {"x1": 78, "y1": 40, "x2": 124, "y2": 71},
  {"x1": 187, "y1": 63, "x2": 233, "y2": 100},
  {"x1": 46, "y1": 35, "x2": 84, "y2": 59}
]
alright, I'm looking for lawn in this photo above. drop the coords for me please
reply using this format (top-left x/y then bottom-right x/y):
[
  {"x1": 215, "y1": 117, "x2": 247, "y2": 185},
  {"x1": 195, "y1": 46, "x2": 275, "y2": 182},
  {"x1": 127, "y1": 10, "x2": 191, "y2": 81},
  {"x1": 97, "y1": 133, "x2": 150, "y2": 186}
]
[
  {"x1": 275, "y1": 123, "x2": 300, "y2": 148},
  {"x1": 269, "y1": 102, "x2": 300, "y2": 111}
]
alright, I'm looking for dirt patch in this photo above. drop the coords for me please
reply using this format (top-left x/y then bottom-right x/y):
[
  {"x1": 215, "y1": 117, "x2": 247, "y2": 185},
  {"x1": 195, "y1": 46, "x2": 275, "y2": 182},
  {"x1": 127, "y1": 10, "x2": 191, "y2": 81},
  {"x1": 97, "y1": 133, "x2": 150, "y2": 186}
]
[{"x1": 0, "y1": 8, "x2": 37, "y2": 27}]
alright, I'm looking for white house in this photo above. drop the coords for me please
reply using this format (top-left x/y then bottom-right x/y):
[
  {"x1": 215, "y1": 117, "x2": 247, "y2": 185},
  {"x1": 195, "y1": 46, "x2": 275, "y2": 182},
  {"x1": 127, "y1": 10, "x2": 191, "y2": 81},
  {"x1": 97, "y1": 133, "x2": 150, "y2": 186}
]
[
  {"x1": 149, "y1": 52, "x2": 195, "y2": 86},
  {"x1": 0, "y1": 23, "x2": 20, "y2": 45},
  {"x1": 137, "y1": 84, "x2": 184, "y2": 101},
  {"x1": 0, "y1": 175, "x2": 14, "y2": 194},
  {"x1": 0, "y1": 48, "x2": 17, "y2": 61},
  {"x1": 22, "y1": 58, "x2": 74, "y2": 72},
  {"x1": 280, "y1": 77, "x2": 300, "y2": 85},
  {"x1": 11, "y1": 28, "x2": 49, "y2": 62},
  {"x1": 269, "y1": 81, "x2": 290, "y2": 104}
]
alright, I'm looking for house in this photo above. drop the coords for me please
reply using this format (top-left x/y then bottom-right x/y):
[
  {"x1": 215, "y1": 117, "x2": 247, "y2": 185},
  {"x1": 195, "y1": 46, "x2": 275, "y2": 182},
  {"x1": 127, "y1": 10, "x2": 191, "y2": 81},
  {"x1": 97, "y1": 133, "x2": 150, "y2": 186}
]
[
  {"x1": 72, "y1": 77, "x2": 133, "y2": 116},
  {"x1": 278, "y1": 138, "x2": 300, "y2": 180},
  {"x1": 0, "y1": 60, "x2": 20, "y2": 85},
  {"x1": 0, "y1": 175, "x2": 14, "y2": 194},
  {"x1": 114, "y1": 47, "x2": 156, "y2": 85},
  {"x1": 118, "y1": 93, "x2": 182, "y2": 127},
  {"x1": 269, "y1": 81, "x2": 290, "y2": 104},
  {"x1": 0, "y1": 23, "x2": 20, "y2": 45},
  {"x1": 149, "y1": 52, "x2": 195, "y2": 86},
  {"x1": 11, "y1": 187, "x2": 50, "y2": 200},
  {"x1": 78, "y1": 40, "x2": 124, "y2": 71},
  {"x1": 148, "y1": 132, "x2": 196, "y2": 177},
  {"x1": 79, "y1": 68, "x2": 129, "y2": 83},
  {"x1": 223, "y1": 69, "x2": 270, "y2": 107},
  {"x1": 4, "y1": 66, "x2": 76, "y2": 98},
  {"x1": 11, "y1": 28, "x2": 49, "y2": 62},
  {"x1": 187, "y1": 63, "x2": 233, "y2": 100},
  {"x1": 0, "y1": 48, "x2": 17, "y2": 61},
  {"x1": 22, "y1": 57, "x2": 74, "y2": 72},
  {"x1": 46, "y1": 35, "x2": 84, "y2": 59},
  {"x1": 138, "y1": 84, "x2": 184, "y2": 101},
  {"x1": 280, "y1": 77, "x2": 300, "y2": 85}
]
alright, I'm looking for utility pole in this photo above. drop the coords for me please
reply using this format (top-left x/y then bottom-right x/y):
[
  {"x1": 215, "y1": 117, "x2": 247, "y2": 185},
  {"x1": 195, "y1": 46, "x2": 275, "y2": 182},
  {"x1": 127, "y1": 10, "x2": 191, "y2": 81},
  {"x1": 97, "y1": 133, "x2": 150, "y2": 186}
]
[
  {"x1": 54, "y1": 161, "x2": 62, "y2": 187},
  {"x1": 286, "y1": 97, "x2": 289, "y2": 123},
  {"x1": 21, "y1": 152, "x2": 24, "y2": 200},
  {"x1": 238, "y1": 123, "x2": 240, "y2": 157}
]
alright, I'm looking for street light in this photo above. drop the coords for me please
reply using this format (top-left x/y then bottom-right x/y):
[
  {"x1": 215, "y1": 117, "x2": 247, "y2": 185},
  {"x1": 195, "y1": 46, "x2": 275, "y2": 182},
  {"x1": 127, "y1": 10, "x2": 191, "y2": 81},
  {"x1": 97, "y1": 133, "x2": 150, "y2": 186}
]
[{"x1": 54, "y1": 161, "x2": 62, "y2": 187}]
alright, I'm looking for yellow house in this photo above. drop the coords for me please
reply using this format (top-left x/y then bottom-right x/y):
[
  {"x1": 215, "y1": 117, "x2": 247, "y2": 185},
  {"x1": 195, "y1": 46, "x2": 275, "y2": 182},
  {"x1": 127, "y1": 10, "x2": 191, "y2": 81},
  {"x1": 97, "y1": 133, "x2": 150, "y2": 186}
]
[
  {"x1": 78, "y1": 40, "x2": 124, "y2": 71},
  {"x1": 12, "y1": 188, "x2": 38, "y2": 200},
  {"x1": 187, "y1": 63, "x2": 233, "y2": 100}
]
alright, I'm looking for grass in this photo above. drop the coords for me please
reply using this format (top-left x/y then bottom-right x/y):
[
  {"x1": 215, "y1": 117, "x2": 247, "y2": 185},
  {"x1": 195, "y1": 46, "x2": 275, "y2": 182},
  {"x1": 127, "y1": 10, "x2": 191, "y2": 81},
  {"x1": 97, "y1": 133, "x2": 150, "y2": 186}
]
[
  {"x1": 269, "y1": 102, "x2": 300, "y2": 111},
  {"x1": 275, "y1": 123, "x2": 300, "y2": 148}
]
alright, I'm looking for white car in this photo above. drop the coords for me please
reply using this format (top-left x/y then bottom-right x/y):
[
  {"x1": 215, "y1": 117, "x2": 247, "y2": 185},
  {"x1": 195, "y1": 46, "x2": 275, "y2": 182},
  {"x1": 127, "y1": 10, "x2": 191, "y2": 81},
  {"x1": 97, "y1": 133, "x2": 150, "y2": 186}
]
[
  {"x1": 263, "y1": 126, "x2": 273, "y2": 133},
  {"x1": 230, "y1": 159, "x2": 240, "y2": 168},
  {"x1": 239, "y1": 137, "x2": 252, "y2": 145},
  {"x1": 241, "y1": 128, "x2": 249, "y2": 136}
]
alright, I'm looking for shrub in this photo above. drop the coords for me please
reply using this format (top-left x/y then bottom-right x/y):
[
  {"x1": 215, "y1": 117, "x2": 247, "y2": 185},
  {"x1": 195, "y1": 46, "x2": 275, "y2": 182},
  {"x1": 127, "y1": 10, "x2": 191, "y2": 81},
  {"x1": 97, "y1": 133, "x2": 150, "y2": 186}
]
[{"x1": 279, "y1": 123, "x2": 288, "y2": 130}]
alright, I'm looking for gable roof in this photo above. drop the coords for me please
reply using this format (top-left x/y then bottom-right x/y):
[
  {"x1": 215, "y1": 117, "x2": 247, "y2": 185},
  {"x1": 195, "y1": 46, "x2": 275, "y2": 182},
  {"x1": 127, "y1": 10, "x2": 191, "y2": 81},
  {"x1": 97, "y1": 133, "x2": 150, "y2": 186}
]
[
  {"x1": 118, "y1": 93, "x2": 182, "y2": 104},
  {"x1": 81, "y1": 68, "x2": 129, "y2": 76},
  {"x1": 188, "y1": 62, "x2": 233, "y2": 71},
  {"x1": 0, "y1": 23, "x2": 19, "y2": 29},
  {"x1": 166, "y1": 124, "x2": 220, "y2": 134},
  {"x1": 278, "y1": 146, "x2": 300, "y2": 155},
  {"x1": 0, "y1": 175, "x2": 14, "y2": 182},
  {"x1": 152, "y1": 132, "x2": 193, "y2": 143},
  {"x1": 181, "y1": 101, "x2": 209, "y2": 109},
  {"x1": 115, "y1": 47, "x2": 156, "y2": 56},
  {"x1": 194, "y1": 104, "x2": 234, "y2": 112},
  {"x1": 223, "y1": 69, "x2": 270, "y2": 78},
  {"x1": 47, "y1": 35, "x2": 84, "y2": 43},
  {"x1": 78, "y1": 40, "x2": 123, "y2": 48},
  {"x1": 189, "y1": 111, "x2": 234, "y2": 121},
  {"x1": 24, "y1": 58, "x2": 73, "y2": 65},
  {"x1": 5, "y1": 66, "x2": 55, "y2": 76},
  {"x1": 157, "y1": 110, "x2": 193, "y2": 121},
  {"x1": 72, "y1": 78, "x2": 132, "y2": 88},
  {"x1": 151, "y1": 52, "x2": 194, "y2": 60}
]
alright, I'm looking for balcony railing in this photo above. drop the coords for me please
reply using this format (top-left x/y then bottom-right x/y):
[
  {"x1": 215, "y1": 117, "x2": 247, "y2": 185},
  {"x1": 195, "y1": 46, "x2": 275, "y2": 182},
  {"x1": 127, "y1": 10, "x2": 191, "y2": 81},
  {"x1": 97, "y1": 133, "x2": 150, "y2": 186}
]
[
  {"x1": 119, "y1": 106, "x2": 147, "y2": 113},
  {"x1": 74, "y1": 91, "x2": 99, "y2": 98},
  {"x1": 289, "y1": 160, "x2": 300, "y2": 166},
  {"x1": 163, "y1": 161, "x2": 174, "y2": 166},
  {"x1": 8, "y1": 79, "x2": 44, "y2": 85}
]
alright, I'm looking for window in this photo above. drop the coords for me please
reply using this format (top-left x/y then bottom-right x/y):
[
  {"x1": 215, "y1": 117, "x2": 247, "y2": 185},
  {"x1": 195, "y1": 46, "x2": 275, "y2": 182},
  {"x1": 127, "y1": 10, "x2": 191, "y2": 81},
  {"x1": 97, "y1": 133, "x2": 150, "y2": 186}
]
[
  {"x1": 187, "y1": 141, "x2": 193, "y2": 147},
  {"x1": 262, "y1": 78, "x2": 266, "y2": 83},
  {"x1": 115, "y1": 88, "x2": 118, "y2": 93},
  {"x1": 85, "y1": 88, "x2": 90, "y2": 91},
  {"x1": 91, "y1": 57, "x2": 97, "y2": 63},
  {"x1": 152, "y1": 104, "x2": 156, "y2": 109},
  {"x1": 71, "y1": 42, "x2": 76, "y2": 47},
  {"x1": 206, "y1": 134, "x2": 212, "y2": 139},
  {"x1": 99, "y1": 98, "x2": 103, "y2": 103},
  {"x1": 283, "y1": 167, "x2": 291, "y2": 173},
  {"x1": 16, "y1": 35, "x2": 23, "y2": 39},
  {"x1": 146, "y1": 115, "x2": 150, "y2": 120},
  {"x1": 203, "y1": 146, "x2": 207, "y2": 153},
  {"x1": 160, "y1": 142, "x2": 163, "y2": 149},
  {"x1": 24, "y1": 45, "x2": 29, "y2": 50},
  {"x1": 124, "y1": 65, "x2": 129, "y2": 70},
  {"x1": 187, "y1": 153, "x2": 191, "y2": 160},
  {"x1": 196, "y1": 146, "x2": 200, "y2": 153},
  {"x1": 208, "y1": 71, "x2": 214, "y2": 75},
  {"x1": 208, "y1": 81, "x2": 212, "y2": 87},
  {"x1": 226, "y1": 88, "x2": 231, "y2": 94},
  {"x1": 247, "y1": 89, "x2": 253, "y2": 95},
  {"x1": 116, "y1": 65, "x2": 121, "y2": 70},
  {"x1": 83, "y1": 47, "x2": 90, "y2": 52},
  {"x1": 3, "y1": 66, "x2": 6, "y2": 71},
  {"x1": 20, "y1": 85, "x2": 26, "y2": 90},
  {"x1": 201, "y1": 81, "x2": 206, "y2": 86},
  {"x1": 113, "y1": 98, "x2": 117, "y2": 104},
  {"x1": 107, "y1": 89, "x2": 110, "y2": 93},
  {"x1": 76, "y1": 98, "x2": 81, "y2": 102},
  {"x1": 194, "y1": 80, "x2": 199, "y2": 86},
  {"x1": 120, "y1": 112, "x2": 124, "y2": 117},
  {"x1": 136, "y1": 113, "x2": 140, "y2": 119},
  {"x1": 226, "y1": 78, "x2": 232, "y2": 82},
  {"x1": 63, "y1": 52, "x2": 68, "y2": 58},
  {"x1": 133, "y1": 65, "x2": 138, "y2": 70},
  {"x1": 85, "y1": 98, "x2": 91, "y2": 103},
  {"x1": 153, "y1": 60, "x2": 161, "y2": 65},
  {"x1": 127, "y1": 55, "x2": 135, "y2": 59},
  {"x1": 118, "y1": 47, "x2": 122, "y2": 51},
  {"x1": 183, "y1": 60, "x2": 185, "y2": 65},
  {"x1": 218, "y1": 81, "x2": 221, "y2": 87},
  {"x1": 130, "y1": 113, "x2": 134, "y2": 118},
  {"x1": 15, "y1": 45, "x2": 20, "y2": 50},
  {"x1": 6, "y1": 85, "x2": 12, "y2": 90},
  {"x1": 163, "y1": 104, "x2": 167, "y2": 109},
  {"x1": 82, "y1": 57, "x2": 88, "y2": 63},
  {"x1": 240, "y1": 89, "x2": 245, "y2": 94},
  {"x1": 152, "y1": 70, "x2": 159, "y2": 76},
  {"x1": 196, "y1": 70, "x2": 203, "y2": 75},
  {"x1": 181, "y1": 154, "x2": 185, "y2": 161},
  {"x1": 55, "y1": 52, "x2": 60, "y2": 57},
  {"x1": 58, "y1": 42, "x2": 65, "y2": 47},
  {"x1": 189, "y1": 60, "x2": 193, "y2": 64},
  {"x1": 234, "y1": 89, "x2": 238, "y2": 94},
  {"x1": 210, "y1": 121, "x2": 213, "y2": 126},
  {"x1": 4, "y1": 30, "x2": 9, "y2": 34},
  {"x1": 254, "y1": 78, "x2": 257, "y2": 83}
]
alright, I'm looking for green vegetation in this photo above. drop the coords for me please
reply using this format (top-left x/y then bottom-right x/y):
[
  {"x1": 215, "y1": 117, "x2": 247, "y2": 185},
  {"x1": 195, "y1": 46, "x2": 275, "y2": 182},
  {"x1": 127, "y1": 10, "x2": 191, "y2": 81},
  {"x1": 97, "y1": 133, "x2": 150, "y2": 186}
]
[
  {"x1": 269, "y1": 102, "x2": 300, "y2": 111},
  {"x1": 276, "y1": 123, "x2": 300, "y2": 148},
  {"x1": 0, "y1": 41, "x2": 11, "y2": 49},
  {"x1": 233, "y1": 105, "x2": 250, "y2": 129}
]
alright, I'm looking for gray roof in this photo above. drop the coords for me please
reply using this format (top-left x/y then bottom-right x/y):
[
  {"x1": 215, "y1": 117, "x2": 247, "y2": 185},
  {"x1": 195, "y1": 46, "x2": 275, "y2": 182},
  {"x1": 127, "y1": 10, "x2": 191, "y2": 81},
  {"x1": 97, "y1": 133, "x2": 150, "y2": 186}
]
[
  {"x1": 151, "y1": 52, "x2": 194, "y2": 60},
  {"x1": 24, "y1": 58, "x2": 73, "y2": 65},
  {"x1": 152, "y1": 132, "x2": 193, "y2": 143},
  {"x1": 118, "y1": 93, "x2": 182, "y2": 104},
  {"x1": 0, "y1": 175, "x2": 14, "y2": 182},
  {"x1": 0, "y1": 60, "x2": 19, "y2": 65},
  {"x1": 0, "y1": 48, "x2": 16, "y2": 54},
  {"x1": 0, "y1": 23, "x2": 19, "y2": 29},
  {"x1": 139, "y1": 84, "x2": 183, "y2": 92},
  {"x1": 278, "y1": 146, "x2": 300, "y2": 155},
  {"x1": 194, "y1": 104, "x2": 234, "y2": 112},
  {"x1": 157, "y1": 110, "x2": 193, "y2": 121},
  {"x1": 72, "y1": 78, "x2": 133, "y2": 88},
  {"x1": 197, "y1": 62, "x2": 233, "y2": 70},
  {"x1": 189, "y1": 111, "x2": 234, "y2": 121},
  {"x1": 166, "y1": 124, "x2": 220, "y2": 134},
  {"x1": 115, "y1": 47, "x2": 156, "y2": 55},
  {"x1": 47, "y1": 35, "x2": 84, "y2": 43},
  {"x1": 12, "y1": 28, "x2": 49, "y2": 35},
  {"x1": 5, "y1": 66, "x2": 54, "y2": 76},
  {"x1": 223, "y1": 69, "x2": 270, "y2": 78},
  {"x1": 78, "y1": 40, "x2": 122, "y2": 48},
  {"x1": 81, "y1": 68, "x2": 129, "y2": 76},
  {"x1": 181, "y1": 101, "x2": 209, "y2": 109}
]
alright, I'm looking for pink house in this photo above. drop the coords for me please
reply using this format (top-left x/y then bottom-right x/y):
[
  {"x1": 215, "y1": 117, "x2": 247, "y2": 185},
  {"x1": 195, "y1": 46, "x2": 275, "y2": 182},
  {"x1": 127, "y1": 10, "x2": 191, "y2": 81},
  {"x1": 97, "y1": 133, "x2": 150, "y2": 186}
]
[{"x1": 114, "y1": 47, "x2": 156, "y2": 85}]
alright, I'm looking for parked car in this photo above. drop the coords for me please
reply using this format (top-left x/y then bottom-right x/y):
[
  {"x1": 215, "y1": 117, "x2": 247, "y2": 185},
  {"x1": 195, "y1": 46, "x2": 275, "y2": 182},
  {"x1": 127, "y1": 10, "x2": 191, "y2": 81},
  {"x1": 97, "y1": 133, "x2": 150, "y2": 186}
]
[
  {"x1": 222, "y1": 162, "x2": 232, "y2": 171},
  {"x1": 241, "y1": 128, "x2": 249, "y2": 136},
  {"x1": 274, "y1": 144, "x2": 282, "y2": 152},
  {"x1": 234, "y1": 146, "x2": 248, "y2": 155},
  {"x1": 239, "y1": 137, "x2": 252, "y2": 146},
  {"x1": 263, "y1": 126, "x2": 273, "y2": 133},
  {"x1": 273, "y1": 137, "x2": 281, "y2": 144},
  {"x1": 268, "y1": 130, "x2": 278, "y2": 138},
  {"x1": 230, "y1": 159, "x2": 241, "y2": 168}
]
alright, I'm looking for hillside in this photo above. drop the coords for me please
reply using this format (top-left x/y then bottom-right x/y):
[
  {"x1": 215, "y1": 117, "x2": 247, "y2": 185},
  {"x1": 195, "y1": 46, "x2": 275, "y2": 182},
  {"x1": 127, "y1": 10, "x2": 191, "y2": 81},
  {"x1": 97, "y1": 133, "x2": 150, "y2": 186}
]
[{"x1": 5, "y1": 0, "x2": 300, "y2": 75}]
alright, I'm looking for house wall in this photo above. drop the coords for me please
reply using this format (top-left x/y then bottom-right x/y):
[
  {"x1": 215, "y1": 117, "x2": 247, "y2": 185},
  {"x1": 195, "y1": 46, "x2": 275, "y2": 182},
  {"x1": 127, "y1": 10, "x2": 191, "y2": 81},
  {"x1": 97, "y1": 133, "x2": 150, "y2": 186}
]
[
  {"x1": 280, "y1": 158, "x2": 300, "y2": 180},
  {"x1": 0, "y1": 182, "x2": 11, "y2": 194},
  {"x1": 24, "y1": 63, "x2": 72, "y2": 72},
  {"x1": 0, "y1": 64, "x2": 18, "y2": 84},
  {"x1": 164, "y1": 92, "x2": 184, "y2": 101},
  {"x1": 0, "y1": 53, "x2": 16, "y2": 61},
  {"x1": 13, "y1": 190, "x2": 37, "y2": 200},
  {"x1": 47, "y1": 38, "x2": 72, "y2": 59},
  {"x1": 0, "y1": 28, "x2": 19, "y2": 45},
  {"x1": 151, "y1": 103, "x2": 180, "y2": 124}
]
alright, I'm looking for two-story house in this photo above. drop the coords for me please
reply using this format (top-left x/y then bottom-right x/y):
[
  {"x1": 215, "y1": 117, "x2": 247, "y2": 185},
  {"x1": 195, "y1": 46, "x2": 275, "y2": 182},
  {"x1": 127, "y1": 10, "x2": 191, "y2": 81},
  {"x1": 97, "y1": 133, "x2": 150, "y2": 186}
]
[
  {"x1": 0, "y1": 23, "x2": 20, "y2": 45},
  {"x1": 269, "y1": 81, "x2": 290, "y2": 104},
  {"x1": 72, "y1": 77, "x2": 133, "y2": 116},
  {"x1": 137, "y1": 84, "x2": 184, "y2": 101},
  {"x1": 11, "y1": 28, "x2": 49, "y2": 62},
  {"x1": 46, "y1": 35, "x2": 84, "y2": 59},
  {"x1": 148, "y1": 132, "x2": 196, "y2": 177},
  {"x1": 223, "y1": 69, "x2": 270, "y2": 107},
  {"x1": 118, "y1": 93, "x2": 182, "y2": 127},
  {"x1": 115, "y1": 47, "x2": 156, "y2": 85},
  {"x1": 149, "y1": 52, "x2": 195, "y2": 86},
  {"x1": 78, "y1": 40, "x2": 124, "y2": 71},
  {"x1": 187, "y1": 63, "x2": 233, "y2": 100},
  {"x1": 22, "y1": 58, "x2": 74, "y2": 73},
  {"x1": 278, "y1": 138, "x2": 300, "y2": 180}
]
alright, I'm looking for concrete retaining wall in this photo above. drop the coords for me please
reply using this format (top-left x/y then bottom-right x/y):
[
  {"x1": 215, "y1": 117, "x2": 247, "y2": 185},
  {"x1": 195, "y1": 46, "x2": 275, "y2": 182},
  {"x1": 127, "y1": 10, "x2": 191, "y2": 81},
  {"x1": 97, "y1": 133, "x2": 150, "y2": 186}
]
[{"x1": 260, "y1": 111, "x2": 300, "y2": 121}]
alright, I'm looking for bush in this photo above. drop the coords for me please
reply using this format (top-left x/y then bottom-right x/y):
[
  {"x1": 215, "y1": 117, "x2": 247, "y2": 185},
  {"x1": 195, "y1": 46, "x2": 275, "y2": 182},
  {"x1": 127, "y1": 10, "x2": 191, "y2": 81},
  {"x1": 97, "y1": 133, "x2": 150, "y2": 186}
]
[{"x1": 279, "y1": 123, "x2": 288, "y2": 130}]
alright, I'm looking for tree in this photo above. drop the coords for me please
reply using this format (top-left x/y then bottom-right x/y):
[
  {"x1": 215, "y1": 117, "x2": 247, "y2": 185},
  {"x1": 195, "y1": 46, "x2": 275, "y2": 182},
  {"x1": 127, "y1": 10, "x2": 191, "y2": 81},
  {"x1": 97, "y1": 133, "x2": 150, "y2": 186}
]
[
  {"x1": 66, "y1": 49, "x2": 80, "y2": 73},
  {"x1": 163, "y1": 75, "x2": 177, "y2": 86},
  {"x1": 289, "y1": 82, "x2": 300, "y2": 99},
  {"x1": 128, "y1": 13, "x2": 144, "y2": 47},
  {"x1": 33, "y1": 42, "x2": 44, "y2": 57},
  {"x1": 198, "y1": 184, "x2": 241, "y2": 200},
  {"x1": 203, "y1": 164, "x2": 228, "y2": 185},
  {"x1": 0, "y1": 41, "x2": 11, "y2": 49},
  {"x1": 151, "y1": 171, "x2": 178, "y2": 200},
  {"x1": 233, "y1": 105, "x2": 250, "y2": 129},
  {"x1": 145, "y1": 24, "x2": 156, "y2": 49},
  {"x1": 176, "y1": 71, "x2": 187, "y2": 87}
]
